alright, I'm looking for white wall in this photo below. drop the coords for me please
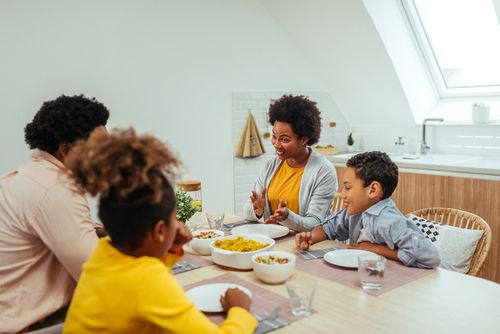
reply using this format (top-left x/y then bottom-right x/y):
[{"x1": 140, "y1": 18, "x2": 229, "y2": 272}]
[
  {"x1": 262, "y1": 0, "x2": 417, "y2": 152},
  {"x1": 0, "y1": 0, "x2": 330, "y2": 214}
]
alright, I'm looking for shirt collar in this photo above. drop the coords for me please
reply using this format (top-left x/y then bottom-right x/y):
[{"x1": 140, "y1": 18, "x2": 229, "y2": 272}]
[
  {"x1": 364, "y1": 197, "x2": 394, "y2": 216},
  {"x1": 31, "y1": 149, "x2": 66, "y2": 171}
]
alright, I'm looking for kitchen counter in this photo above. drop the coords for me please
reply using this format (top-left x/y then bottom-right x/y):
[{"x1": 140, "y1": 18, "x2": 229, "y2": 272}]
[{"x1": 328, "y1": 153, "x2": 500, "y2": 180}]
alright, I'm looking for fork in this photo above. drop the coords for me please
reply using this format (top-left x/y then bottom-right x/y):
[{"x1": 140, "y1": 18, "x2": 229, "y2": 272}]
[{"x1": 258, "y1": 306, "x2": 281, "y2": 322}]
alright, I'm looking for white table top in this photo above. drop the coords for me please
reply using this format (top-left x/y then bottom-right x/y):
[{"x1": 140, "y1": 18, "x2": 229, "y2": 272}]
[{"x1": 176, "y1": 233, "x2": 500, "y2": 333}]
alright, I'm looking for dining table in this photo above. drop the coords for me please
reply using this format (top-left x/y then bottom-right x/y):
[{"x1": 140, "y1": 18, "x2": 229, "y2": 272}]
[{"x1": 179, "y1": 214, "x2": 500, "y2": 334}]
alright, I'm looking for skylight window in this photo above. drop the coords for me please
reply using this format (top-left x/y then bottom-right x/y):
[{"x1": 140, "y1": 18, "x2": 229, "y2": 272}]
[{"x1": 402, "y1": 0, "x2": 500, "y2": 96}]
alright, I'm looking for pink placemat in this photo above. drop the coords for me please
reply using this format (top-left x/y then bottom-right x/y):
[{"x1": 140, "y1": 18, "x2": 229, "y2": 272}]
[
  {"x1": 182, "y1": 252, "x2": 214, "y2": 267},
  {"x1": 275, "y1": 231, "x2": 296, "y2": 244},
  {"x1": 183, "y1": 273, "x2": 315, "y2": 325},
  {"x1": 296, "y1": 254, "x2": 434, "y2": 295}
]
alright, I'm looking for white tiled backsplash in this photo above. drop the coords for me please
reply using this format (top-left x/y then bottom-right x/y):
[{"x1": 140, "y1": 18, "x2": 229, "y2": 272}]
[
  {"x1": 432, "y1": 125, "x2": 500, "y2": 156},
  {"x1": 348, "y1": 123, "x2": 500, "y2": 157},
  {"x1": 232, "y1": 91, "x2": 349, "y2": 216}
]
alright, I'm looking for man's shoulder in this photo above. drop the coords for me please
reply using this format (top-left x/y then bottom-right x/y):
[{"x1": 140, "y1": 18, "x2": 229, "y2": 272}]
[{"x1": 18, "y1": 157, "x2": 73, "y2": 190}]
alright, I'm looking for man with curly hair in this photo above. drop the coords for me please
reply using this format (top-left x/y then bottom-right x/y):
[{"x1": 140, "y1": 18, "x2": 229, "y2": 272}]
[
  {"x1": 244, "y1": 94, "x2": 338, "y2": 232},
  {"x1": 0, "y1": 95, "x2": 110, "y2": 332}
]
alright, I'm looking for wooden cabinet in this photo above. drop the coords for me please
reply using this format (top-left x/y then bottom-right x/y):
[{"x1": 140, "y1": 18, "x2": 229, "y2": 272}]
[{"x1": 335, "y1": 166, "x2": 499, "y2": 283}]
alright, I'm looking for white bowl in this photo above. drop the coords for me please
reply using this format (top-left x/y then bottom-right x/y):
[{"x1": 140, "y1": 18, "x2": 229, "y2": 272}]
[
  {"x1": 190, "y1": 229, "x2": 225, "y2": 255},
  {"x1": 210, "y1": 234, "x2": 275, "y2": 270},
  {"x1": 251, "y1": 251, "x2": 296, "y2": 284}
]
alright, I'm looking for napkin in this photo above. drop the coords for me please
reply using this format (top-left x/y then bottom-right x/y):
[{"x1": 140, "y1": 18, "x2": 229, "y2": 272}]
[
  {"x1": 172, "y1": 260, "x2": 200, "y2": 275},
  {"x1": 254, "y1": 311, "x2": 290, "y2": 334},
  {"x1": 297, "y1": 248, "x2": 337, "y2": 260}
]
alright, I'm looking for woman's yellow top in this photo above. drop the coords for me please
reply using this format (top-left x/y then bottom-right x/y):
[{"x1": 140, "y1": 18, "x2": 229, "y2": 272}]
[
  {"x1": 267, "y1": 160, "x2": 304, "y2": 213},
  {"x1": 63, "y1": 237, "x2": 257, "y2": 334}
]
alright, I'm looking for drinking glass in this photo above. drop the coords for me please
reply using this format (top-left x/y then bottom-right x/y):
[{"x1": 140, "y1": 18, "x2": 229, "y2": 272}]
[
  {"x1": 285, "y1": 274, "x2": 316, "y2": 316},
  {"x1": 205, "y1": 212, "x2": 225, "y2": 230},
  {"x1": 358, "y1": 254, "x2": 386, "y2": 292}
]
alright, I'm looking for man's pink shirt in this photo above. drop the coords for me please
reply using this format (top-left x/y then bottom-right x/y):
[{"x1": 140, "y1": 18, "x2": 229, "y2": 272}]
[{"x1": 0, "y1": 149, "x2": 98, "y2": 332}]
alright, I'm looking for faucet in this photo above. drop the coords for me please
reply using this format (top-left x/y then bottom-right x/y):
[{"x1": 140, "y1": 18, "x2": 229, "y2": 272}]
[{"x1": 421, "y1": 118, "x2": 444, "y2": 155}]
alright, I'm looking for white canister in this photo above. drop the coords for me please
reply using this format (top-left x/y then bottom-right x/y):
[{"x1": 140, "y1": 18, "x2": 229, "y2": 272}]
[{"x1": 471, "y1": 105, "x2": 490, "y2": 123}]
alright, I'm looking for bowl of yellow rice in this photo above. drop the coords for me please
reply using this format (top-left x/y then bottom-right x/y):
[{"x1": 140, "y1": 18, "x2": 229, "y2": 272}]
[{"x1": 210, "y1": 234, "x2": 275, "y2": 269}]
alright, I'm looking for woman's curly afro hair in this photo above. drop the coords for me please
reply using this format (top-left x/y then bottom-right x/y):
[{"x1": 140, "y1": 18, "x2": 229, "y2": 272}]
[
  {"x1": 24, "y1": 94, "x2": 109, "y2": 154},
  {"x1": 268, "y1": 94, "x2": 322, "y2": 146}
]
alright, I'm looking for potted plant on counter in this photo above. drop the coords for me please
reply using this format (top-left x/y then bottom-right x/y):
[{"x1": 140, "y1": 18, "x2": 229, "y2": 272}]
[
  {"x1": 347, "y1": 132, "x2": 354, "y2": 152},
  {"x1": 175, "y1": 189, "x2": 199, "y2": 224}
]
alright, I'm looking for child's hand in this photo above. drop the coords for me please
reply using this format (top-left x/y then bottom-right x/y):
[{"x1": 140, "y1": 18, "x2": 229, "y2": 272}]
[
  {"x1": 295, "y1": 232, "x2": 312, "y2": 250},
  {"x1": 219, "y1": 288, "x2": 251, "y2": 312},
  {"x1": 169, "y1": 223, "x2": 192, "y2": 253}
]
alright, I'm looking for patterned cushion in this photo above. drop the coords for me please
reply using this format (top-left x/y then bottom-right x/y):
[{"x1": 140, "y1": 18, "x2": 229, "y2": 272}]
[{"x1": 407, "y1": 214, "x2": 483, "y2": 274}]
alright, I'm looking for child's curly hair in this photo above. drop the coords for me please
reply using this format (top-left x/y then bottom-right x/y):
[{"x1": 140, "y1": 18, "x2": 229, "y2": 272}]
[
  {"x1": 66, "y1": 128, "x2": 181, "y2": 250},
  {"x1": 346, "y1": 151, "x2": 398, "y2": 199}
]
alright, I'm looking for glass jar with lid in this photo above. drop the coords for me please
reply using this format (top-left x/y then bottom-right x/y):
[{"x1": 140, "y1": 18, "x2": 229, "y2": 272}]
[{"x1": 177, "y1": 180, "x2": 202, "y2": 212}]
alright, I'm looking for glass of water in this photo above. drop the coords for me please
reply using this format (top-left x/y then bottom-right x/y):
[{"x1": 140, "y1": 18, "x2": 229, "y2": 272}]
[
  {"x1": 358, "y1": 254, "x2": 386, "y2": 292},
  {"x1": 285, "y1": 274, "x2": 316, "y2": 316},
  {"x1": 205, "y1": 212, "x2": 225, "y2": 230}
]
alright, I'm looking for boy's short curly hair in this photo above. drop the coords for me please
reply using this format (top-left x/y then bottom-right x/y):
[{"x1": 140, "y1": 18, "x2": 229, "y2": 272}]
[
  {"x1": 268, "y1": 95, "x2": 322, "y2": 145},
  {"x1": 24, "y1": 94, "x2": 110, "y2": 154},
  {"x1": 346, "y1": 151, "x2": 398, "y2": 199}
]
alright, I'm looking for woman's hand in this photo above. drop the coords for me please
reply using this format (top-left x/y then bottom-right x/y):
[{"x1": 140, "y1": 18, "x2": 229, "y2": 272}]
[
  {"x1": 220, "y1": 288, "x2": 251, "y2": 312},
  {"x1": 295, "y1": 231, "x2": 312, "y2": 250},
  {"x1": 250, "y1": 187, "x2": 266, "y2": 217},
  {"x1": 264, "y1": 199, "x2": 289, "y2": 224}
]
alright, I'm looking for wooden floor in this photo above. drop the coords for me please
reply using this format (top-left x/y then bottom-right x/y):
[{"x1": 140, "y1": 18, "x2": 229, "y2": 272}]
[{"x1": 335, "y1": 166, "x2": 499, "y2": 283}]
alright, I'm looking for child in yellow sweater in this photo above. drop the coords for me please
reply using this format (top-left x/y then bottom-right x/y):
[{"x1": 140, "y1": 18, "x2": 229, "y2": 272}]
[{"x1": 63, "y1": 128, "x2": 257, "y2": 334}]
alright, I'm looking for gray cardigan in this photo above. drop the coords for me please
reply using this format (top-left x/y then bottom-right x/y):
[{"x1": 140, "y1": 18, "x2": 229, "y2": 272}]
[{"x1": 243, "y1": 150, "x2": 338, "y2": 232}]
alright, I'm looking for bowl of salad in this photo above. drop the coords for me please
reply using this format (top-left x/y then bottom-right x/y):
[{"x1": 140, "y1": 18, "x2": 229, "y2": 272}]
[
  {"x1": 189, "y1": 230, "x2": 225, "y2": 255},
  {"x1": 251, "y1": 251, "x2": 296, "y2": 284}
]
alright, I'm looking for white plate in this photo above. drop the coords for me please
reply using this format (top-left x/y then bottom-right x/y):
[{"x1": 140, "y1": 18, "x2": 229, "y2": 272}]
[
  {"x1": 323, "y1": 249, "x2": 378, "y2": 268},
  {"x1": 186, "y1": 283, "x2": 252, "y2": 313},
  {"x1": 231, "y1": 224, "x2": 289, "y2": 239}
]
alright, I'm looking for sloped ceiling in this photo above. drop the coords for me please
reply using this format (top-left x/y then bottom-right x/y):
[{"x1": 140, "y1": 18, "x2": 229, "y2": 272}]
[
  {"x1": 260, "y1": 0, "x2": 415, "y2": 131},
  {"x1": 494, "y1": 0, "x2": 500, "y2": 24}
]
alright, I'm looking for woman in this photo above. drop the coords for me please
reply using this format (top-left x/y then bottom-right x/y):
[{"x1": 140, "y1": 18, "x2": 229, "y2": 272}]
[
  {"x1": 243, "y1": 95, "x2": 338, "y2": 232},
  {"x1": 63, "y1": 128, "x2": 256, "y2": 334}
]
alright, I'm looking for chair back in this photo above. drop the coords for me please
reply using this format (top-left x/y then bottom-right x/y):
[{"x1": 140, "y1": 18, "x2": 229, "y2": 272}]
[
  {"x1": 410, "y1": 207, "x2": 491, "y2": 276},
  {"x1": 332, "y1": 193, "x2": 344, "y2": 213}
]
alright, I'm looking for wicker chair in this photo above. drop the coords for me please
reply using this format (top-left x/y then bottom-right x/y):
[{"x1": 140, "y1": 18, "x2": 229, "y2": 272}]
[
  {"x1": 332, "y1": 192, "x2": 344, "y2": 213},
  {"x1": 409, "y1": 207, "x2": 492, "y2": 276}
]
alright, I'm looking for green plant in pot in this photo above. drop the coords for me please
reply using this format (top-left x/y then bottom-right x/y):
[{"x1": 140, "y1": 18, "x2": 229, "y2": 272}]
[
  {"x1": 175, "y1": 189, "x2": 199, "y2": 223},
  {"x1": 347, "y1": 132, "x2": 354, "y2": 152}
]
